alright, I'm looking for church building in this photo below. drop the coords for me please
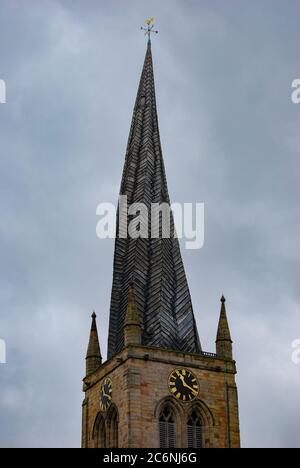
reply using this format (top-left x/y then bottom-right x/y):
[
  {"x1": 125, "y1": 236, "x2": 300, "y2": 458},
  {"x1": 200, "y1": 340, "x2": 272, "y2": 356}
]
[{"x1": 81, "y1": 29, "x2": 240, "y2": 449}]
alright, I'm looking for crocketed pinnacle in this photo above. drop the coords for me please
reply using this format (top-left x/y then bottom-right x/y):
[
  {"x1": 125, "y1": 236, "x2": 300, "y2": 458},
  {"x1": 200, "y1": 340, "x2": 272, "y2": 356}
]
[{"x1": 86, "y1": 311, "x2": 102, "y2": 375}]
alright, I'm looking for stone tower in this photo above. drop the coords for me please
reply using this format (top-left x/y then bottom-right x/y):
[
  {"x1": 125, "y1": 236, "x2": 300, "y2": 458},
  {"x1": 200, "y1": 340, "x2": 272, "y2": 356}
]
[{"x1": 81, "y1": 38, "x2": 240, "y2": 449}]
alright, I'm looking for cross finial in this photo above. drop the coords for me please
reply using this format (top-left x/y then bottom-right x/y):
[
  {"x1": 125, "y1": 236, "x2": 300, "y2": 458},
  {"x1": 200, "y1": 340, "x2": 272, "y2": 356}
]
[{"x1": 140, "y1": 17, "x2": 158, "y2": 43}]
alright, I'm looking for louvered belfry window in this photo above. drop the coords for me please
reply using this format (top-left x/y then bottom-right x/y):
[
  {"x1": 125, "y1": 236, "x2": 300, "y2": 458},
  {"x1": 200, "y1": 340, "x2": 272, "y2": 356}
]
[
  {"x1": 159, "y1": 406, "x2": 176, "y2": 448},
  {"x1": 187, "y1": 411, "x2": 203, "y2": 448}
]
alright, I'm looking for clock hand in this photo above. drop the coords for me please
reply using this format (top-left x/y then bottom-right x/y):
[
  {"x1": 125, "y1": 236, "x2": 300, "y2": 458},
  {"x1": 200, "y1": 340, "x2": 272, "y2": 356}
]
[
  {"x1": 178, "y1": 373, "x2": 187, "y2": 386},
  {"x1": 178, "y1": 373, "x2": 198, "y2": 395},
  {"x1": 184, "y1": 383, "x2": 198, "y2": 395}
]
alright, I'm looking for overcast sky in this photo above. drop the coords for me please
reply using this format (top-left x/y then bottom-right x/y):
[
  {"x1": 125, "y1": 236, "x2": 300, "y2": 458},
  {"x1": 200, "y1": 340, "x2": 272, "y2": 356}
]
[{"x1": 0, "y1": 0, "x2": 299, "y2": 448}]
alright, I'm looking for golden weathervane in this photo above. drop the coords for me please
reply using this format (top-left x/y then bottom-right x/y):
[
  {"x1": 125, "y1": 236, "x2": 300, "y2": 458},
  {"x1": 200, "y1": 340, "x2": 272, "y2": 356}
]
[{"x1": 140, "y1": 17, "x2": 158, "y2": 41}]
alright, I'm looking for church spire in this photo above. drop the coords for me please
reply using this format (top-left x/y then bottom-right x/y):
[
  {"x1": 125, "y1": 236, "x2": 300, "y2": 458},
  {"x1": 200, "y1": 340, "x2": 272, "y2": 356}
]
[
  {"x1": 216, "y1": 296, "x2": 233, "y2": 360},
  {"x1": 85, "y1": 312, "x2": 102, "y2": 375},
  {"x1": 107, "y1": 37, "x2": 201, "y2": 359}
]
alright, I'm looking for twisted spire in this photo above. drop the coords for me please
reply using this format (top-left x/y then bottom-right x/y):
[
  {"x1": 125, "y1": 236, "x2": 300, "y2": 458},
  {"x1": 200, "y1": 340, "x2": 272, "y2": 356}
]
[{"x1": 107, "y1": 39, "x2": 201, "y2": 358}]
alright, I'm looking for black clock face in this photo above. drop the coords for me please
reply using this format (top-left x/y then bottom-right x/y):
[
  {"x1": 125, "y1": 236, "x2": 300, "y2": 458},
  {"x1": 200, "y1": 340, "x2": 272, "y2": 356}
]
[
  {"x1": 168, "y1": 368, "x2": 199, "y2": 402},
  {"x1": 99, "y1": 378, "x2": 112, "y2": 412}
]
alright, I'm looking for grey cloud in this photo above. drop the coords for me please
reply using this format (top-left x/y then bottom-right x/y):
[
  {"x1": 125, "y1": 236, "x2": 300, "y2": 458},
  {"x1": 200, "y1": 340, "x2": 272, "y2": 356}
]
[{"x1": 0, "y1": 0, "x2": 299, "y2": 447}]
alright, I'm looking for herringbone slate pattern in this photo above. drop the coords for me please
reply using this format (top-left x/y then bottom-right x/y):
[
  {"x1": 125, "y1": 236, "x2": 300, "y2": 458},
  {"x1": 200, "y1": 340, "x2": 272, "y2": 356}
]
[{"x1": 107, "y1": 42, "x2": 201, "y2": 358}]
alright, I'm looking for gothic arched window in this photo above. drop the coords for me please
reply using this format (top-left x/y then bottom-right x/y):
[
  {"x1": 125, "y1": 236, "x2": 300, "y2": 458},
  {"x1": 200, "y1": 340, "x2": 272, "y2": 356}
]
[
  {"x1": 94, "y1": 414, "x2": 106, "y2": 448},
  {"x1": 107, "y1": 405, "x2": 119, "y2": 448},
  {"x1": 187, "y1": 410, "x2": 203, "y2": 448},
  {"x1": 159, "y1": 405, "x2": 176, "y2": 448}
]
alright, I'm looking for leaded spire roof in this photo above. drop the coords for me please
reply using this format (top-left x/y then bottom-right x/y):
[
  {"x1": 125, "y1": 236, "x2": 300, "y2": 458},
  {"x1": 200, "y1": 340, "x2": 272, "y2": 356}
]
[{"x1": 107, "y1": 41, "x2": 201, "y2": 358}]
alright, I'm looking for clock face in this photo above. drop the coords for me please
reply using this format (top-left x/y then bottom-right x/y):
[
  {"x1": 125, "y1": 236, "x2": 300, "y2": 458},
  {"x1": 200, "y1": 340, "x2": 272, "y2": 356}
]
[
  {"x1": 99, "y1": 377, "x2": 112, "y2": 412},
  {"x1": 168, "y1": 368, "x2": 199, "y2": 402}
]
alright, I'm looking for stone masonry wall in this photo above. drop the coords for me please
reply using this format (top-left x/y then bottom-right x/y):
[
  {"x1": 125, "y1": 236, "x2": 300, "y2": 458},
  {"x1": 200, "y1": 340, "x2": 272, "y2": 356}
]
[{"x1": 82, "y1": 345, "x2": 240, "y2": 448}]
